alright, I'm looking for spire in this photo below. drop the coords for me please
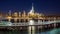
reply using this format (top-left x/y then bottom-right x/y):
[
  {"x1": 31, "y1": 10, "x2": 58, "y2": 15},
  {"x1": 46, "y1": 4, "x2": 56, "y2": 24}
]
[
  {"x1": 32, "y1": 3, "x2": 34, "y2": 13},
  {"x1": 29, "y1": 3, "x2": 34, "y2": 14}
]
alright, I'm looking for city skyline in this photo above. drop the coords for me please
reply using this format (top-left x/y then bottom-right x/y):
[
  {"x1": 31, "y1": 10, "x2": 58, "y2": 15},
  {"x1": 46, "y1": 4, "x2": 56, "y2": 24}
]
[{"x1": 0, "y1": 0, "x2": 60, "y2": 16}]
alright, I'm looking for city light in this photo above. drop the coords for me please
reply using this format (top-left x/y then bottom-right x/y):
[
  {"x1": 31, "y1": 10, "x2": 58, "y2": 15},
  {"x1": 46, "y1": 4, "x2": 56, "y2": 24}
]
[
  {"x1": 29, "y1": 20, "x2": 34, "y2": 25},
  {"x1": 8, "y1": 22, "x2": 12, "y2": 26},
  {"x1": 7, "y1": 16, "x2": 12, "y2": 19}
]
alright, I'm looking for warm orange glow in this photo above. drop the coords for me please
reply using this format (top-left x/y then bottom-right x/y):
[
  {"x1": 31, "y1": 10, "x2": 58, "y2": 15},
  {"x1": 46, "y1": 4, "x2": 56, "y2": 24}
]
[
  {"x1": 14, "y1": 12, "x2": 18, "y2": 17},
  {"x1": 7, "y1": 16, "x2": 12, "y2": 19}
]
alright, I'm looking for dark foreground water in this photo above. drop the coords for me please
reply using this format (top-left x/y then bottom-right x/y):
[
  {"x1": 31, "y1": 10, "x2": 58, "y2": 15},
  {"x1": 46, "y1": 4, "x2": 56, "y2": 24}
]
[{"x1": 0, "y1": 28, "x2": 60, "y2": 34}]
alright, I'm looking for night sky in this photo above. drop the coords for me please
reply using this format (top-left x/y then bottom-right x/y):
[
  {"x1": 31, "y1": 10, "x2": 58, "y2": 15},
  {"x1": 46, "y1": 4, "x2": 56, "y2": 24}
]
[{"x1": 0, "y1": 0, "x2": 60, "y2": 16}]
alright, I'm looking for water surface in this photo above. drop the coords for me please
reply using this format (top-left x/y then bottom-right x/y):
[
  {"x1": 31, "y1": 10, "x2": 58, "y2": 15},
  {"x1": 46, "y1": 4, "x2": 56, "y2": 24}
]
[{"x1": 0, "y1": 28, "x2": 60, "y2": 34}]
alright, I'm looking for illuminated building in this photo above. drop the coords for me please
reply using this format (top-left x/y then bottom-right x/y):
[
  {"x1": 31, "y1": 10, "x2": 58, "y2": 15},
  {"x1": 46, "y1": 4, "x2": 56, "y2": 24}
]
[
  {"x1": 0, "y1": 3, "x2": 60, "y2": 31},
  {"x1": 0, "y1": 3, "x2": 60, "y2": 23}
]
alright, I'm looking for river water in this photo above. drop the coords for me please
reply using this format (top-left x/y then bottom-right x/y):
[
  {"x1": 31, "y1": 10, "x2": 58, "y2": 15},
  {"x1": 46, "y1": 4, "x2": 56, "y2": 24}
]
[{"x1": 0, "y1": 28, "x2": 60, "y2": 34}]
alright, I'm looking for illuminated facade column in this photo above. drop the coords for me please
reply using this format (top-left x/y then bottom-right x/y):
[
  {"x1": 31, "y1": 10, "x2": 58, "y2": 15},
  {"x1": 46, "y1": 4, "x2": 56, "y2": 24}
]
[
  {"x1": 38, "y1": 19, "x2": 40, "y2": 23},
  {"x1": 22, "y1": 11, "x2": 27, "y2": 22},
  {"x1": 8, "y1": 18, "x2": 11, "y2": 22},
  {"x1": 0, "y1": 15, "x2": 2, "y2": 21},
  {"x1": 48, "y1": 17, "x2": 51, "y2": 29},
  {"x1": 54, "y1": 17, "x2": 56, "y2": 28},
  {"x1": 14, "y1": 18, "x2": 17, "y2": 23},
  {"x1": 38, "y1": 19, "x2": 42, "y2": 25},
  {"x1": 38, "y1": 14, "x2": 41, "y2": 23},
  {"x1": 38, "y1": 20, "x2": 42, "y2": 24},
  {"x1": 14, "y1": 12, "x2": 18, "y2": 23},
  {"x1": 8, "y1": 10, "x2": 11, "y2": 22},
  {"x1": 54, "y1": 17, "x2": 56, "y2": 21},
  {"x1": 19, "y1": 12, "x2": 21, "y2": 23},
  {"x1": 27, "y1": 13, "x2": 30, "y2": 22},
  {"x1": 37, "y1": 14, "x2": 39, "y2": 22},
  {"x1": 48, "y1": 17, "x2": 50, "y2": 22},
  {"x1": 43, "y1": 17, "x2": 45, "y2": 22}
]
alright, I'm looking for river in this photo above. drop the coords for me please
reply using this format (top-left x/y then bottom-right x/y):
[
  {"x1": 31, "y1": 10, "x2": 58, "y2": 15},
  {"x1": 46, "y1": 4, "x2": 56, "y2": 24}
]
[{"x1": 0, "y1": 28, "x2": 60, "y2": 34}]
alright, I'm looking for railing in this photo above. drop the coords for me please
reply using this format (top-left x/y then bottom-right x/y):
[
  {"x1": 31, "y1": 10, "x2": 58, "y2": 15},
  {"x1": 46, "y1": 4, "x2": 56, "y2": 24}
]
[
  {"x1": 11, "y1": 20, "x2": 60, "y2": 26},
  {"x1": 12, "y1": 23, "x2": 28, "y2": 26},
  {"x1": 0, "y1": 20, "x2": 60, "y2": 26}
]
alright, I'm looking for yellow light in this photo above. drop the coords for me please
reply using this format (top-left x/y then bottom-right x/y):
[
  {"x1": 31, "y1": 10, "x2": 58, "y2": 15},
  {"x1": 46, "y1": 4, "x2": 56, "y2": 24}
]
[
  {"x1": 7, "y1": 16, "x2": 12, "y2": 19},
  {"x1": 14, "y1": 12, "x2": 18, "y2": 16}
]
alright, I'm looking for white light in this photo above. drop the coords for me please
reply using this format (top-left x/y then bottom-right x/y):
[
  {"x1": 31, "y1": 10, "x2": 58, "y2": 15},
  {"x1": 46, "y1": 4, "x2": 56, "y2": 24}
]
[
  {"x1": 8, "y1": 22, "x2": 12, "y2": 26},
  {"x1": 29, "y1": 20, "x2": 34, "y2": 25}
]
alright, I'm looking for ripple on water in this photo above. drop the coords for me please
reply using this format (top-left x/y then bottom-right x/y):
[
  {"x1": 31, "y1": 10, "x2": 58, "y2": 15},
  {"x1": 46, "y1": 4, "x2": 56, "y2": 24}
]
[
  {"x1": 0, "y1": 28, "x2": 60, "y2": 34},
  {"x1": 36, "y1": 28, "x2": 60, "y2": 34}
]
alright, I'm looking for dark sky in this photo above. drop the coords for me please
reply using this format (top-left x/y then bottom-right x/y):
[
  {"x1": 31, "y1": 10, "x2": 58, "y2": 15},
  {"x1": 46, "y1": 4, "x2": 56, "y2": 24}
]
[{"x1": 0, "y1": 0, "x2": 60, "y2": 16}]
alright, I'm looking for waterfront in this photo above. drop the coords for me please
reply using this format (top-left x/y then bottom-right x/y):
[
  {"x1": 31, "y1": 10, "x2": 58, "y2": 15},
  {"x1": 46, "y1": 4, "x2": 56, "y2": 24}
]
[
  {"x1": 0, "y1": 21, "x2": 60, "y2": 34},
  {"x1": 0, "y1": 28, "x2": 60, "y2": 34},
  {"x1": 0, "y1": 2, "x2": 60, "y2": 34}
]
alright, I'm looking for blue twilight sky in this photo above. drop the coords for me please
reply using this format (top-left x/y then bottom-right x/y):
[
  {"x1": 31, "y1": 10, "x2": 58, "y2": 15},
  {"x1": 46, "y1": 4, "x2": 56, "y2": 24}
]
[{"x1": 0, "y1": 0, "x2": 60, "y2": 16}]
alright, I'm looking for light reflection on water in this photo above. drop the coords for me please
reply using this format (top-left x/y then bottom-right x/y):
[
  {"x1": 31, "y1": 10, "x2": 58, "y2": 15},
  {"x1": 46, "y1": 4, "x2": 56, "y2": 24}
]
[
  {"x1": 0, "y1": 28, "x2": 60, "y2": 34},
  {"x1": 36, "y1": 28, "x2": 60, "y2": 34}
]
